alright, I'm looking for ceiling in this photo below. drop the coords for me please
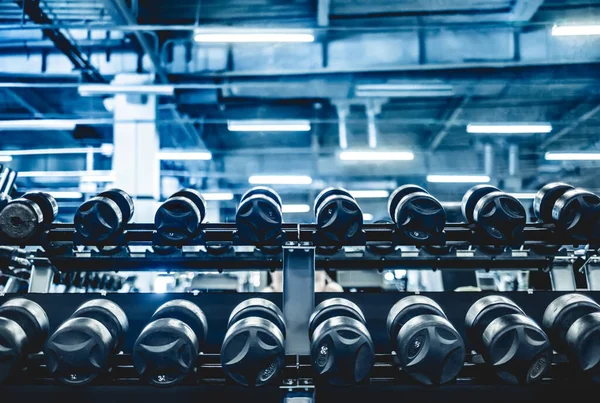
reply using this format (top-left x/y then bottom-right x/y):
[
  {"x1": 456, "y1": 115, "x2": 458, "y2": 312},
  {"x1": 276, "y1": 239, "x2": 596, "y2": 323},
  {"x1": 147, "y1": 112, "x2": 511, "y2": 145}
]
[{"x1": 0, "y1": 0, "x2": 599, "y2": 221}]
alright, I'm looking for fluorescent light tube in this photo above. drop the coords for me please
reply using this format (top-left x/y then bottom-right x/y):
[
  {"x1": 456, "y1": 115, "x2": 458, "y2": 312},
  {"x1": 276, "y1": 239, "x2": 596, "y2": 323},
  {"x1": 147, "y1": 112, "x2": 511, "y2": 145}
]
[
  {"x1": 349, "y1": 190, "x2": 390, "y2": 198},
  {"x1": 0, "y1": 146, "x2": 112, "y2": 156},
  {"x1": 18, "y1": 170, "x2": 114, "y2": 181},
  {"x1": 0, "y1": 156, "x2": 12, "y2": 162},
  {"x1": 227, "y1": 120, "x2": 311, "y2": 132},
  {"x1": 363, "y1": 213, "x2": 374, "y2": 221},
  {"x1": 248, "y1": 175, "x2": 313, "y2": 185},
  {"x1": 157, "y1": 151, "x2": 212, "y2": 161},
  {"x1": 467, "y1": 123, "x2": 552, "y2": 134},
  {"x1": 0, "y1": 119, "x2": 77, "y2": 131},
  {"x1": 552, "y1": 25, "x2": 600, "y2": 36},
  {"x1": 282, "y1": 204, "x2": 310, "y2": 213},
  {"x1": 37, "y1": 191, "x2": 83, "y2": 199},
  {"x1": 203, "y1": 192, "x2": 234, "y2": 201},
  {"x1": 440, "y1": 201, "x2": 462, "y2": 208},
  {"x1": 545, "y1": 152, "x2": 600, "y2": 161},
  {"x1": 506, "y1": 193, "x2": 537, "y2": 199},
  {"x1": 79, "y1": 84, "x2": 175, "y2": 96},
  {"x1": 355, "y1": 83, "x2": 454, "y2": 98},
  {"x1": 194, "y1": 29, "x2": 314, "y2": 43},
  {"x1": 340, "y1": 151, "x2": 414, "y2": 161},
  {"x1": 427, "y1": 175, "x2": 491, "y2": 183}
]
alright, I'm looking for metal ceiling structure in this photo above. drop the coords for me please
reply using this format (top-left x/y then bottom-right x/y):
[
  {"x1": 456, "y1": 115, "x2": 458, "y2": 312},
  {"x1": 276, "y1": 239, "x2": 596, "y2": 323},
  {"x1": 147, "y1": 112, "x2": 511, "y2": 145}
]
[{"x1": 0, "y1": 0, "x2": 599, "y2": 221}]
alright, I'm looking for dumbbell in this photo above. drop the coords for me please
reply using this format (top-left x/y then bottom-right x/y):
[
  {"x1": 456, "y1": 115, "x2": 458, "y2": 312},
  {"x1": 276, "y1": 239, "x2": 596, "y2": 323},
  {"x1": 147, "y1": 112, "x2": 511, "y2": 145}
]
[
  {"x1": 387, "y1": 185, "x2": 446, "y2": 243},
  {"x1": 0, "y1": 298, "x2": 49, "y2": 382},
  {"x1": 386, "y1": 296, "x2": 465, "y2": 384},
  {"x1": 133, "y1": 300, "x2": 207, "y2": 386},
  {"x1": 308, "y1": 298, "x2": 375, "y2": 385},
  {"x1": 314, "y1": 188, "x2": 363, "y2": 244},
  {"x1": 221, "y1": 298, "x2": 285, "y2": 387},
  {"x1": 0, "y1": 192, "x2": 58, "y2": 240},
  {"x1": 461, "y1": 185, "x2": 526, "y2": 241},
  {"x1": 74, "y1": 189, "x2": 134, "y2": 242},
  {"x1": 235, "y1": 187, "x2": 283, "y2": 244},
  {"x1": 154, "y1": 189, "x2": 207, "y2": 242},
  {"x1": 45, "y1": 299, "x2": 129, "y2": 385},
  {"x1": 465, "y1": 295, "x2": 551, "y2": 384},
  {"x1": 534, "y1": 183, "x2": 600, "y2": 241},
  {"x1": 543, "y1": 294, "x2": 600, "y2": 380}
]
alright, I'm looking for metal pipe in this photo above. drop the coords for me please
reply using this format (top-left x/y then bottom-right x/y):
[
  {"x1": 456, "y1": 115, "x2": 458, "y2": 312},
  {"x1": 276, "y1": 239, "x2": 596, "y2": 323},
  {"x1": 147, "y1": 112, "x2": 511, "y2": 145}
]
[
  {"x1": 367, "y1": 107, "x2": 377, "y2": 149},
  {"x1": 508, "y1": 143, "x2": 519, "y2": 176},
  {"x1": 336, "y1": 105, "x2": 348, "y2": 149},
  {"x1": 484, "y1": 143, "x2": 494, "y2": 177}
]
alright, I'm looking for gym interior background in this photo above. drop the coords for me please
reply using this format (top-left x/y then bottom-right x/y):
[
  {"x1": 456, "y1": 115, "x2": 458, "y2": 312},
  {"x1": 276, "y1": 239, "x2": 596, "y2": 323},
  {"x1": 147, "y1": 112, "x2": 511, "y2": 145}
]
[{"x1": 0, "y1": 0, "x2": 600, "y2": 401}]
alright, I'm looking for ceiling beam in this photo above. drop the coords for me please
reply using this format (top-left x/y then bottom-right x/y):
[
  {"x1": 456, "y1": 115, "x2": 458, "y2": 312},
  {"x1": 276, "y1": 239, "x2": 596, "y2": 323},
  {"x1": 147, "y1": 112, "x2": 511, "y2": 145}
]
[
  {"x1": 3, "y1": 88, "x2": 43, "y2": 117},
  {"x1": 541, "y1": 104, "x2": 600, "y2": 148},
  {"x1": 428, "y1": 96, "x2": 470, "y2": 151},
  {"x1": 317, "y1": 0, "x2": 330, "y2": 26}
]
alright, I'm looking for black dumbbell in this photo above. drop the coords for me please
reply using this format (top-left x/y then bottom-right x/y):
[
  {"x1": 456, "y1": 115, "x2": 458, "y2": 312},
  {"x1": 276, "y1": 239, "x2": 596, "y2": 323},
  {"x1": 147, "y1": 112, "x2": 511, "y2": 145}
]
[
  {"x1": 386, "y1": 295, "x2": 465, "y2": 384},
  {"x1": 461, "y1": 185, "x2": 526, "y2": 241},
  {"x1": 0, "y1": 298, "x2": 49, "y2": 382},
  {"x1": 308, "y1": 298, "x2": 374, "y2": 385},
  {"x1": 74, "y1": 189, "x2": 134, "y2": 242},
  {"x1": 221, "y1": 298, "x2": 285, "y2": 387},
  {"x1": 543, "y1": 294, "x2": 600, "y2": 380},
  {"x1": 155, "y1": 189, "x2": 207, "y2": 242},
  {"x1": 387, "y1": 185, "x2": 446, "y2": 243},
  {"x1": 465, "y1": 295, "x2": 551, "y2": 384},
  {"x1": 0, "y1": 192, "x2": 58, "y2": 240},
  {"x1": 133, "y1": 300, "x2": 207, "y2": 386},
  {"x1": 534, "y1": 183, "x2": 600, "y2": 241},
  {"x1": 235, "y1": 187, "x2": 283, "y2": 244},
  {"x1": 45, "y1": 299, "x2": 129, "y2": 385},
  {"x1": 314, "y1": 188, "x2": 363, "y2": 244}
]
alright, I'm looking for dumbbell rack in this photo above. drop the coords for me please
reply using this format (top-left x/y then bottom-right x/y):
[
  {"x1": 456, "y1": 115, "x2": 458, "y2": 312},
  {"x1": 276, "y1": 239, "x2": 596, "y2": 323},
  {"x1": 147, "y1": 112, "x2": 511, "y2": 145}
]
[{"x1": 1, "y1": 222, "x2": 600, "y2": 402}]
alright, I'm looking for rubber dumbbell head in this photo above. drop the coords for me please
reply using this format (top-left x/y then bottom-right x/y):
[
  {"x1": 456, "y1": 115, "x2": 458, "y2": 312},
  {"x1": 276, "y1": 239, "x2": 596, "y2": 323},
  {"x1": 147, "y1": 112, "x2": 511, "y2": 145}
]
[
  {"x1": 236, "y1": 187, "x2": 283, "y2": 244},
  {"x1": 221, "y1": 298, "x2": 285, "y2": 387},
  {"x1": 461, "y1": 185, "x2": 500, "y2": 224},
  {"x1": 0, "y1": 299, "x2": 49, "y2": 382},
  {"x1": 0, "y1": 192, "x2": 58, "y2": 240},
  {"x1": 308, "y1": 298, "x2": 374, "y2": 385},
  {"x1": 133, "y1": 300, "x2": 208, "y2": 386},
  {"x1": 155, "y1": 189, "x2": 207, "y2": 242},
  {"x1": 74, "y1": 189, "x2": 134, "y2": 242},
  {"x1": 543, "y1": 294, "x2": 600, "y2": 377},
  {"x1": 552, "y1": 189, "x2": 600, "y2": 240},
  {"x1": 314, "y1": 188, "x2": 363, "y2": 244},
  {"x1": 386, "y1": 296, "x2": 465, "y2": 385},
  {"x1": 45, "y1": 299, "x2": 129, "y2": 385},
  {"x1": 388, "y1": 185, "x2": 446, "y2": 242},
  {"x1": 465, "y1": 295, "x2": 551, "y2": 384},
  {"x1": 533, "y1": 183, "x2": 575, "y2": 223}
]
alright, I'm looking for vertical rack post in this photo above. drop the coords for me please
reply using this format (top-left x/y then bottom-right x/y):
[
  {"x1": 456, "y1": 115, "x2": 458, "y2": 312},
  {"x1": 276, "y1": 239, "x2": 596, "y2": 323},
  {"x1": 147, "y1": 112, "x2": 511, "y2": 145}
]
[
  {"x1": 283, "y1": 246, "x2": 315, "y2": 355},
  {"x1": 549, "y1": 257, "x2": 577, "y2": 291},
  {"x1": 28, "y1": 261, "x2": 54, "y2": 293}
]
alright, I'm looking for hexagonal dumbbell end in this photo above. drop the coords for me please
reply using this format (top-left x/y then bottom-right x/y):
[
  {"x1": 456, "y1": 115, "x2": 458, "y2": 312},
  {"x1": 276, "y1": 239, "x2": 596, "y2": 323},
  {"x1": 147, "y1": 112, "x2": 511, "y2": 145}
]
[
  {"x1": 387, "y1": 296, "x2": 464, "y2": 385},
  {"x1": 0, "y1": 192, "x2": 57, "y2": 241},
  {"x1": 309, "y1": 299, "x2": 374, "y2": 385},
  {"x1": 314, "y1": 188, "x2": 363, "y2": 244},
  {"x1": 155, "y1": 189, "x2": 207, "y2": 242},
  {"x1": 543, "y1": 294, "x2": 600, "y2": 379},
  {"x1": 388, "y1": 185, "x2": 446, "y2": 243},
  {"x1": 235, "y1": 187, "x2": 283, "y2": 244},
  {"x1": 221, "y1": 299, "x2": 285, "y2": 387},
  {"x1": 74, "y1": 189, "x2": 134, "y2": 242},
  {"x1": 473, "y1": 191, "x2": 526, "y2": 240},
  {"x1": 133, "y1": 300, "x2": 208, "y2": 386},
  {"x1": 0, "y1": 298, "x2": 48, "y2": 382}
]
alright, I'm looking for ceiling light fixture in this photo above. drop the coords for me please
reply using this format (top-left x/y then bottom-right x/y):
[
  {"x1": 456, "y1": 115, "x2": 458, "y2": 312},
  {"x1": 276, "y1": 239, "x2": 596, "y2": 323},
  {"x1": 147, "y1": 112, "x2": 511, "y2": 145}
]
[
  {"x1": 157, "y1": 151, "x2": 212, "y2": 161},
  {"x1": 0, "y1": 156, "x2": 12, "y2": 162},
  {"x1": 0, "y1": 146, "x2": 113, "y2": 156},
  {"x1": 427, "y1": 175, "x2": 491, "y2": 183},
  {"x1": 202, "y1": 192, "x2": 235, "y2": 201},
  {"x1": 552, "y1": 24, "x2": 600, "y2": 36},
  {"x1": 194, "y1": 29, "x2": 314, "y2": 43},
  {"x1": 282, "y1": 204, "x2": 311, "y2": 213},
  {"x1": 363, "y1": 213, "x2": 374, "y2": 221},
  {"x1": 78, "y1": 84, "x2": 175, "y2": 96},
  {"x1": 339, "y1": 151, "x2": 414, "y2": 161},
  {"x1": 248, "y1": 175, "x2": 313, "y2": 185},
  {"x1": 227, "y1": 120, "x2": 311, "y2": 132},
  {"x1": 545, "y1": 152, "x2": 600, "y2": 161},
  {"x1": 467, "y1": 123, "x2": 552, "y2": 134},
  {"x1": 0, "y1": 119, "x2": 78, "y2": 131},
  {"x1": 349, "y1": 190, "x2": 390, "y2": 198},
  {"x1": 355, "y1": 83, "x2": 454, "y2": 98},
  {"x1": 506, "y1": 193, "x2": 537, "y2": 199}
]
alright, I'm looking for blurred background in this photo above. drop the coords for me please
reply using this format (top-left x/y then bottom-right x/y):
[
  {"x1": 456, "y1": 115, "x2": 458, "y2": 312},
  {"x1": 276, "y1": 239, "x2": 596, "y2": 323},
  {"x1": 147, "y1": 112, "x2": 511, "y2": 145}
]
[{"x1": 0, "y1": 0, "x2": 599, "y2": 292}]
